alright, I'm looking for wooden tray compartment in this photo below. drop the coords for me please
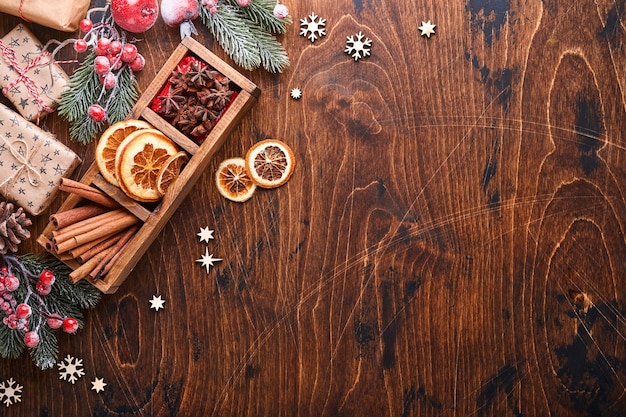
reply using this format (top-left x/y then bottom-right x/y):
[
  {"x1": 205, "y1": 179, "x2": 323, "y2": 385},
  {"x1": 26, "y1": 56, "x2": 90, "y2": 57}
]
[{"x1": 37, "y1": 37, "x2": 260, "y2": 294}]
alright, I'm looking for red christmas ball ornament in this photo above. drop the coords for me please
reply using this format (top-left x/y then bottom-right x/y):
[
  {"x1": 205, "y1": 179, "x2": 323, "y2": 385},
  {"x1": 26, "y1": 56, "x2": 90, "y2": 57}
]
[
  {"x1": 88, "y1": 104, "x2": 107, "y2": 122},
  {"x1": 73, "y1": 39, "x2": 88, "y2": 53},
  {"x1": 47, "y1": 314, "x2": 63, "y2": 329},
  {"x1": 62, "y1": 317, "x2": 79, "y2": 334},
  {"x1": 24, "y1": 331, "x2": 40, "y2": 348},
  {"x1": 15, "y1": 303, "x2": 31, "y2": 319},
  {"x1": 39, "y1": 270, "x2": 56, "y2": 286},
  {"x1": 79, "y1": 18, "x2": 93, "y2": 33},
  {"x1": 111, "y1": 0, "x2": 160, "y2": 33}
]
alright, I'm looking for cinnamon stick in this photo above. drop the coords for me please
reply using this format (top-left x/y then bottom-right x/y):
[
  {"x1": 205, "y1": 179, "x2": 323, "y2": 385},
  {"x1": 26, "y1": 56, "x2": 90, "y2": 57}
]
[
  {"x1": 55, "y1": 212, "x2": 139, "y2": 253},
  {"x1": 52, "y1": 209, "x2": 128, "y2": 244},
  {"x1": 89, "y1": 224, "x2": 139, "y2": 280},
  {"x1": 68, "y1": 233, "x2": 115, "y2": 260},
  {"x1": 50, "y1": 205, "x2": 108, "y2": 229},
  {"x1": 76, "y1": 231, "x2": 125, "y2": 264},
  {"x1": 59, "y1": 178, "x2": 119, "y2": 209},
  {"x1": 69, "y1": 247, "x2": 113, "y2": 283}
]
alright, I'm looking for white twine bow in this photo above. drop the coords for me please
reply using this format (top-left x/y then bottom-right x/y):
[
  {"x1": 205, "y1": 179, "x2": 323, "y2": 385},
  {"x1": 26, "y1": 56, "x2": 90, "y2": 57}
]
[{"x1": 0, "y1": 135, "x2": 41, "y2": 195}]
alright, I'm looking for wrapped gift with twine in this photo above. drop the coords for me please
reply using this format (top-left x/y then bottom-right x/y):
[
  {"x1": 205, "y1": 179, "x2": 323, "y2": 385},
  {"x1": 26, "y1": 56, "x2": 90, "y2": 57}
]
[
  {"x1": 0, "y1": 0, "x2": 89, "y2": 32},
  {"x1": 0, "y1": 24, "x2": 70, "y2": 122},
  {"x1": 0, "y1": 103, "x2": 81, "y2": 215}
]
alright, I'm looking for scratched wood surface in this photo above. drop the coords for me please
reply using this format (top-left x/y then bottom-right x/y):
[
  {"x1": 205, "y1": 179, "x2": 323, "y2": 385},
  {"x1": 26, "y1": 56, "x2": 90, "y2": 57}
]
[{"x1": 1, "y1": 0, "x2": 626, "y2": 416}]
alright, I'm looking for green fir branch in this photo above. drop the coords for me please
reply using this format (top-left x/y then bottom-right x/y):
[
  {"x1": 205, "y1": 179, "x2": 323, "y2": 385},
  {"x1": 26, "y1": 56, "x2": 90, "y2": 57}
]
[
  {"x1": 0, "y1": 323, "x2": 24, "y2": 359},
  {"x1": 200, "y1": 2, "x2": 290, "y2": 73},
  {"x1": 29, "y1": 324, "x2": 58, "y2": 370},
  {"x1": 58, "y1": 52, "x2": 139, "y2": 144},
  {"x1": 200, "y1": 4, "x2": 261, "y2": 71},
  {"x1": 234, "y1": 0, "x2": 291, "y2": 33},
  {"x1": 58, "y1": 52, "x2": 100, "y2": 123},
  {"x1": 249, "y1": 23, "x2": 289, "y2": 73}
]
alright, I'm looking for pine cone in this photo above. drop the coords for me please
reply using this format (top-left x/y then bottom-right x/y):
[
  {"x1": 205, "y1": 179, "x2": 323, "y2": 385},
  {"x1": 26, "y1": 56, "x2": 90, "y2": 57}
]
[{"x1": 0, "y1": 201, "x2": 32, "y2": 254}]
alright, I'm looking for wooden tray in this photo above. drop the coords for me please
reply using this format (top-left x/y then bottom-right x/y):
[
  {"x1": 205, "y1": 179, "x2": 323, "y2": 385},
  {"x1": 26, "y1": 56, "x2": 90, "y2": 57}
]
[{"x1": 37, "y1": 37, "x2": 260, "y2": 294}]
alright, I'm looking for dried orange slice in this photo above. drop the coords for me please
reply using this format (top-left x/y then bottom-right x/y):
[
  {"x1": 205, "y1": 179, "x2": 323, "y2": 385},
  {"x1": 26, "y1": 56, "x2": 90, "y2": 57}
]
[
  {"x1": 95, "y1": 119, "x2": 153, "y2": 186},
  {"x1": 156, "y1": 151, "x2": 189, "y2": 196},
  {"x1": 115, "y1": 129, "x2": 179, "y2": 202},
  {"x1": 215, "y1": 157, "x2": 256, "y2": 202},
  {"x1": 245, "y1": 139, "x2": 296, "y2": 189}
]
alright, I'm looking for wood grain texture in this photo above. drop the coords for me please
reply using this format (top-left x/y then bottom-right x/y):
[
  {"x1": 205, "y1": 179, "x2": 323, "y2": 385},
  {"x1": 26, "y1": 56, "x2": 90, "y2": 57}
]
[{"x1": 1, "y1": 0, "x2": 626, "y2": 416}]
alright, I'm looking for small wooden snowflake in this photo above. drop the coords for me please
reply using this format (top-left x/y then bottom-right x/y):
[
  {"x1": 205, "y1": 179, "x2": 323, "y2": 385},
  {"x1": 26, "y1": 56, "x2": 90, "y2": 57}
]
[
  {"x1": 300, "y1": 13, "x2": 326, "y2": 42},
  {"x1": 345, "y1": 31, "x2": 372, "y2": 61},
  {"x1": 0, "y1": 378, "x2": 22, "y2": 407},
  {"x1": 57, "y1": 355, "x2": 85, "y2": 384},
  {"x1": 290, "y1": 88, "x2": 302, "y2": 99}
]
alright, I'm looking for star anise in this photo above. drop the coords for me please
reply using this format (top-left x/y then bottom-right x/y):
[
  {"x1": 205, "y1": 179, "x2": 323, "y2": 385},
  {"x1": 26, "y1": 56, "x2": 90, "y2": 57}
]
[
  {"x1": 169, "y1": 71, "x2": 193, "y2": 92},
  {"x1": 208, "y1": 82, "x2": 234, "y2": 110},
  {"x1": 188, "y1": 62, "x2": 219, "y2": 88},
  {"x1": 157, "y1": 87, "x2": 185, "y2": 117},
  {"x1": 193, "y1": 105, "x2": 219, "y2": 123},
  {"x1": 172, "y1": 106, "x2": 196, "y2": 134}
]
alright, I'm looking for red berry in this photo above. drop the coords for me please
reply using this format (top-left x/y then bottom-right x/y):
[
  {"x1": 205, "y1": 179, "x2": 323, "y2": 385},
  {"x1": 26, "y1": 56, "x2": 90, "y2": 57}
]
[
  {"x1": 73, "y1": 39, "x2": 88, "y2": 53},
  {"x1": 4, "y1": 275, "x2": 18, "y2": 291},
  {"x1": 15, "y1": 303, "x2": 31, "y2": 319},
  {"x1": 1, "y1": 266, "x2": 8, "y2": 273},
  {"x1": 88, "y1": 104, "x2": 107, "y2": 122},
  {"x1": 129, "y1": 53, "x2": 145, "y2": 72},
  {"x1": 121, "y1": 43, "x2": 138, "y2": 63},
  {"x1": 101, "y1": 72, "x2": 117, "y2": 89},
  {"x1": 39, "y1": 270, "x2": 56, "y2": 286},
  {"x1": 109, "y1": 40, "x2": 123, "y2": 55},
  {"x1": 79, "y1": 18, "x2": 93, "y2": 32},
  {"x1": 62, "y1": 317, "x2": 79, "y2": 334},
  {"x1": 24, "y1": 331, "x2": 40, "y2": 348},
  {"x1": 97, "y1": 37, "x2": 111, "y2": 50},
  {"x1": 94, "y1": 56, "x2": 111, "y2": 75},
  {"x1": 47, "y1": 314, "x2": 63, "y2": 329},
  {"x1": 36, "y1": 281, "x2": 52, "y2": 296}
]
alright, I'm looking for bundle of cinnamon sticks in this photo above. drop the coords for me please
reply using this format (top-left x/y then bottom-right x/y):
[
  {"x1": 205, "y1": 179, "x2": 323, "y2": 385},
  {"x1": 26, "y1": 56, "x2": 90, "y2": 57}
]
[{"x1": 47, "y1": 178, "x2": 140, "y2": 282}]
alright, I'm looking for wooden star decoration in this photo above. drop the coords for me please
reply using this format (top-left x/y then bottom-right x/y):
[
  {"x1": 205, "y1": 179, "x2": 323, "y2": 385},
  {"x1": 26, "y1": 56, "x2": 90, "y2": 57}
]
[
  {"x1": 196, "y1": 247, "x2": 222, "y2": 273},
  {"x1": 197, "y1": 226, "x2": 214, "y2": 243},
  {"x1": 149, "y1": 295, "x2": 165, "y2": 311},
  {"x1": 91, "y1": 377, "x2": 107, "y2": 393},
  {"x1": 418, "y1": 20, "x2": 436, "y2": 38}
]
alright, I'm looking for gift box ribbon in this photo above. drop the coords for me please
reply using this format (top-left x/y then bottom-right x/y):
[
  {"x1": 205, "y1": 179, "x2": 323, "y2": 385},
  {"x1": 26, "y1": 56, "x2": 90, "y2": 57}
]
[
  {"x1": 0, "y1": 37, "x2": 54, "y2": 123},
  {"x1": 0, "y1": 134, "x2": 41, "y2": 196}
]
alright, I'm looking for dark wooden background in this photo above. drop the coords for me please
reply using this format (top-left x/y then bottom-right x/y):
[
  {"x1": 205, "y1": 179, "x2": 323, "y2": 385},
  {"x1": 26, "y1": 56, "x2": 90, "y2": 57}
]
[{"x1": 2, "y1": 0, "x2": 626, "y2": 415}]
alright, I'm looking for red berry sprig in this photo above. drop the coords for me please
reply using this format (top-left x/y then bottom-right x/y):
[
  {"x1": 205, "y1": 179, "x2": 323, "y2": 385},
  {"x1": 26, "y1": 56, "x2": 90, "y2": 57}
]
[
  {"x1": 0, "y1": 264, "x2": 79, "y2": 349},
  {"x1": 69, "y1": 13, "x2": 146, "y2": 123}
]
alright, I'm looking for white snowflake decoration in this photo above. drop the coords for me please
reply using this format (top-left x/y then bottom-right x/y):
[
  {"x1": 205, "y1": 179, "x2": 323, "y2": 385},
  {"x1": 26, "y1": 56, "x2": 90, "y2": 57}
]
[
  {"x1": 290, "y1": 88, "x2": 302, "y2": 99},
  {"x1": 0, "y1": 378, "x2": 22, "y2": 407},
  {"x1": 58, "y1": 355, "x2": 85, "y2": 384},
  {"x1": 345, "y1": 31, "x2": 372, "y2": 61},
  {"x1": 300, "y1": 13, "x2": 326, "y2": 42}
]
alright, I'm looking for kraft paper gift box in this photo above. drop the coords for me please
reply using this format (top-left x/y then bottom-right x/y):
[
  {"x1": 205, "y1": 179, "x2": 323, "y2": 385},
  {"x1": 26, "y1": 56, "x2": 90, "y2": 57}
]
[
  {"x1": 0, "y1": 24, "x2": 70, "y2": 122},
  {"x1": 0, "y1": 0, "x2": 89, "y2": 32},
  {"x1": 0, "y1": 103, "x2": 81, "y2": 216}
]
